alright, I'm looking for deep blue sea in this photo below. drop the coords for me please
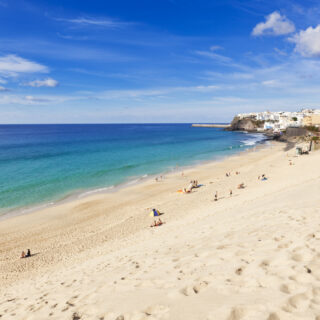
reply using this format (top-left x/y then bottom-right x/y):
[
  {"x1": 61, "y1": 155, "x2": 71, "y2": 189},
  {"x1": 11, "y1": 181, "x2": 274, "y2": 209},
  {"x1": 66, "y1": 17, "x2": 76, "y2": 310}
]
[{"x1": 0, "y1": 124, "x2": 265, "y2": 216}]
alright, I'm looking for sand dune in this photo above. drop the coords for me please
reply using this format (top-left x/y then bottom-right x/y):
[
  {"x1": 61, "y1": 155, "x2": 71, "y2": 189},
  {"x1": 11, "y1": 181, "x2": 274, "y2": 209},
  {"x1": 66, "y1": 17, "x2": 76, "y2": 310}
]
[{"x1": 1, "y1": 142, "x2": 320, "y2": 319}]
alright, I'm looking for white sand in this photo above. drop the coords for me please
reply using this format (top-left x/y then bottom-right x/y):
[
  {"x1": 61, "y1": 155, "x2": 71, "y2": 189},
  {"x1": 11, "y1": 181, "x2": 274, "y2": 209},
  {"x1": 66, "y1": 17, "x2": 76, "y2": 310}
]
[{"x1": 1, "y1": 142, "x2": 320, "y2": 319}]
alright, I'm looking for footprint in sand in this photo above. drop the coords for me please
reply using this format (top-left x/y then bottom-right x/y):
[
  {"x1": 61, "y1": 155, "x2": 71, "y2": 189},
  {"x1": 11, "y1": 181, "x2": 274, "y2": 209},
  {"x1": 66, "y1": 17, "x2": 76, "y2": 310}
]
[
  {"x1": 144, "y1": 304, "x2": 170, "y2": 317},
  {"x1": 283, "y1": 293, "x2": 310, "y2": 312},
  {"x1": 266, "y1": 312, "x2": 280, "y2": 320},
  {"x1": 235, "y1": 267, "x2": 244, "y2": 276},
  {"x1": 73, "y1": 312, "x2": 82, "y2": 320},
  {"x1": 259, "y1": 260, "x2": 270, "y2": 270},
  {"x1": 226, "y1": 306, "x2": 246, "y2": 320},
  {"x1": 180, "y1": 281, "x2": 209, "y2": 296},
  {"x1": 279, "y1": 283, "x2": 297, "y2": 295},
  {"x1": 311, "y1": 287, "x2": 320, "y2": 306}
]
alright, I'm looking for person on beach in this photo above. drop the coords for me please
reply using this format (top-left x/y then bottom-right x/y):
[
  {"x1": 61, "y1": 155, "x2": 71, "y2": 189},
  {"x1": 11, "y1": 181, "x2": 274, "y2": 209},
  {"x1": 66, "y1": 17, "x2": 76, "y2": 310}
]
[
  {"x1": 230, "y1": 189, "x2": 232, "y2": 197},
  {"x1": 214, "y1": 191, "x2": 218, "y2": 201},
  {"x1": 150, "y1": 219, "x2": 164, "y2": 227},
  {"x1": 237, "y1": 183, "x2": 245, "y2": 189},
  {"x1": 182, "y1": 188, "x2": 191, "y2": 193},
  {"x1": 226, "y1": 173, "x2": 229, "y2": 177},
  {"x1": 21, "y1": 249, "x2": 31, "y2": 258}
]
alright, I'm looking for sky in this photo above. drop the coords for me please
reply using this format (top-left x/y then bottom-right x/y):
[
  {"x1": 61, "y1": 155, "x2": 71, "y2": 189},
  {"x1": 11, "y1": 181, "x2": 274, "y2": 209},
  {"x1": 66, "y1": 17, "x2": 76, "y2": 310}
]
[{"x1": 1, "y1": 0, "x2": 320, "y2": 123}]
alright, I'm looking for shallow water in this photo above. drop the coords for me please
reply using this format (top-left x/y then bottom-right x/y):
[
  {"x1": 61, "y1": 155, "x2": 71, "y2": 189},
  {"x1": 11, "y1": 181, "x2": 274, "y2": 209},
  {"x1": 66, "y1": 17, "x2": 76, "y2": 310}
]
[{"x1": 0, "y1": 124, "x2": 265, "y2": 214}]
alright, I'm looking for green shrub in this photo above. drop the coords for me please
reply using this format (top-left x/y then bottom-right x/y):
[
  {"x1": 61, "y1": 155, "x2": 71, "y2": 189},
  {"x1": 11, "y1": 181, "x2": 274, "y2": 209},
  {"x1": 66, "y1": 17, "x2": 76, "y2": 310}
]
[{"x1": 305, "y1": 126, "x2": 320, "y2": 132}]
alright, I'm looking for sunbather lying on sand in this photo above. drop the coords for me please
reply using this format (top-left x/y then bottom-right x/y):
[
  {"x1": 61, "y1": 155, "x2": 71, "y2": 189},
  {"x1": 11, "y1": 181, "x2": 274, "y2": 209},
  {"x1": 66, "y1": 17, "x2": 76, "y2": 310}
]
[{"x1": 237, "y1": 183, "x2": 245, "y2": 189}]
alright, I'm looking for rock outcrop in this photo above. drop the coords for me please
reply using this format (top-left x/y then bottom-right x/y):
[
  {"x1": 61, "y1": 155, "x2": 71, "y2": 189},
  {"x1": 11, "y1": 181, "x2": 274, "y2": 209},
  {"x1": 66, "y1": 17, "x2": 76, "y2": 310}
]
[{"x1": 227, "y1": 116, "x2": 264, "y2": 132}]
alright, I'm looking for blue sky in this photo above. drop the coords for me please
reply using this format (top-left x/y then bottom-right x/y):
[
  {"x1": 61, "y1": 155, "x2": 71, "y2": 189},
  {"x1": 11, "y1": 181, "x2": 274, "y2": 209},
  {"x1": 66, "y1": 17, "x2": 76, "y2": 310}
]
[{"x1": 1, "y1": 0, "x2": 320, "y2": 123}]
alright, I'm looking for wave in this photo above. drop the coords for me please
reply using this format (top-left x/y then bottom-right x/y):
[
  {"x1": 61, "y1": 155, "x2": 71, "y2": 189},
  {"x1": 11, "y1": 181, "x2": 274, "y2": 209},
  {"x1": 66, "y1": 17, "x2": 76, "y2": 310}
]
[
  {"x1": 78, "y1": 186, "x2": 115, "y2": 198},
  {"x1": 241, "y1": 134, "x2": 265, "y2": 146}
]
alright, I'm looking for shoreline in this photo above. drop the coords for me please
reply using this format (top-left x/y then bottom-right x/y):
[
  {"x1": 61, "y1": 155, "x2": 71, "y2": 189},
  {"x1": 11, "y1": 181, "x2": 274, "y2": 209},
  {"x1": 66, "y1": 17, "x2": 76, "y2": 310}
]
[
  {"x1": 1, "y1": 140, "x2": 277, "y2": 287},
  {"x1": 3, "y1": 139, "x2": 320, "y2": 319},
  {"x1": 0, "y1": 135, "x2": 268, "y2": 222}
]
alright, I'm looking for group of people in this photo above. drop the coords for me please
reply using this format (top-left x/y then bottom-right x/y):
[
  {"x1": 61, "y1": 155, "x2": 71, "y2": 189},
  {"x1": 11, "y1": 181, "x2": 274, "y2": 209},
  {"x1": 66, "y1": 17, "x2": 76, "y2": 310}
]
[
  {"x1": 226, "y1": 171, "x2": 240, "y2": 177},
  {"x1": 21, "y1": 249, "x2": 31, "y2": 259},
  {"x1": 155, "y1": 175, "x2": 164, "y2": 182},
  {"x1": 182, "y1": 180, "x2": 199, "y2": 193},
  {"x1": 258, "y1": 174, "x2": 267, "y2": 181},
  {"x1": 214, "y1": 189, "x2": 233, "y2": 201},
  {"x1": 150, "y1": 218, "x2": 164, "y2": 227}
]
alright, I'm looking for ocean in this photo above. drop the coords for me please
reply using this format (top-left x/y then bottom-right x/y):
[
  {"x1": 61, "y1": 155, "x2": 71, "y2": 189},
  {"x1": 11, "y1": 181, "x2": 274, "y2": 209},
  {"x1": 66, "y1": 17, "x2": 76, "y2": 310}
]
[{"x1": 0, "y1": 124, "x2": 265, "y2": 216}]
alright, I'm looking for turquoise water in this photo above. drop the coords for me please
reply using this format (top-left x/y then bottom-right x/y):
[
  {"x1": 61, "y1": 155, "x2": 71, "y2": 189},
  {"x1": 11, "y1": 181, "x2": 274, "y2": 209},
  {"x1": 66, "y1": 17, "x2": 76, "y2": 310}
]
[{"x1": 0, "y1": 124, "x2": 265, "y2": 215}]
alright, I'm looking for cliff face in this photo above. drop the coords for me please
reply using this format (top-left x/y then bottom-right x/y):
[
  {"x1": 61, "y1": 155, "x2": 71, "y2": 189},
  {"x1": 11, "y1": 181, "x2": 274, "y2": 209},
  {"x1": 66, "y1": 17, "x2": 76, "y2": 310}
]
[{"x1": 228, "y1": 116, "x2": 264, "y2": 132}]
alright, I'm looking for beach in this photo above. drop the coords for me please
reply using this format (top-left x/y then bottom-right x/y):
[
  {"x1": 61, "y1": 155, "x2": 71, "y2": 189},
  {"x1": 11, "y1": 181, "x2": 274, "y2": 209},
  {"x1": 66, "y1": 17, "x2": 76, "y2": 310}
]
[{"x1": 1, "y1": 141, "x2": 320, "y2": 319}]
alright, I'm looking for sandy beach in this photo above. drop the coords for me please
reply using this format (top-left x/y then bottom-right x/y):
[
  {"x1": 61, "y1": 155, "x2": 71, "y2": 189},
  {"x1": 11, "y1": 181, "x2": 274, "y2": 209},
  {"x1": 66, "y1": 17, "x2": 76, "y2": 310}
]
[{"x1": 1, "y1": 142, "x2": 320, "y2": 320}]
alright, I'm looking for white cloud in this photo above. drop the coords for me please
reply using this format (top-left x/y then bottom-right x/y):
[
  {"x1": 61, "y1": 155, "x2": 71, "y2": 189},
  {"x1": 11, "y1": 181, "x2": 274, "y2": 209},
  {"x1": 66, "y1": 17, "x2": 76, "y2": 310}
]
[
  {"x1": 58, "y1": 16, "x2": 128, "y2": 28},
  {"x1": 98, "y1": 85, "x2": 220, "y2": 100},
  {"x1": 210, "y1": 45, "x2": 223, "y2": 51},
  {"x1": 0, "y1": 93, "x2": 77, "y2": 105},
  {"x1": 26, "y1": 78, "x2": 59, "y2": 87},
  {"x1": 252, "y1": 11, "x2": 295, "y2": 36},
  {"x1": 0, "y1": 85, "x2": 8, "y2": 91},
  {"x1": 261, "y1": 79, "x2": 281, "y2": 87},
  {"x1": 195, "y1": 50, "x2": 233, "y2": 64},
  {"x1": 0, "y1": 55, "x2": 48, "y2": 76},
  {"x1": 290, "y1": 25, "x2": 320, "y2": 57},
  {"x1": 193, "y1": 85, "x2": 219, "y2": 92},
  {"x1": 274, "y1": 48, "x2": 287, "y2": 56}
]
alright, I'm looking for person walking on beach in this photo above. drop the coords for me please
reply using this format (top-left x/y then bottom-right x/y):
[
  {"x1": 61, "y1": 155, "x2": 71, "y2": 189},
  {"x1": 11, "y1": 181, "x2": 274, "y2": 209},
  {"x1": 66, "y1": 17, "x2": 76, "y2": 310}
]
[
  {"x1": 229, "y1": 189, "x2": 232, "y2": 197},
  {"x1": 214, "y1": 191, "x2": 218, "y2": 201}
]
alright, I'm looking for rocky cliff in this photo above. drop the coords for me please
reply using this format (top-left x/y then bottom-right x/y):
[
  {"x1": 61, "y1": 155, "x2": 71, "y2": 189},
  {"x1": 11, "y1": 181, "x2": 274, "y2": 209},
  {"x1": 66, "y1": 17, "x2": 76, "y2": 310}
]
[{"x1": 227, "y1": 116, "x2": 264, "y2": 132}]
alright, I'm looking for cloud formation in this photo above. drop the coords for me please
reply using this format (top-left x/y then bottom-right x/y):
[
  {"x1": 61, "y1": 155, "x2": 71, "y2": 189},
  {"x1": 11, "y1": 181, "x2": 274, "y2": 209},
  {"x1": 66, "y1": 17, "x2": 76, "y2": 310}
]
[
  {"x1": 210, "y1": 45, "x2": 223, "y2": 51},
  {"x1": 195, "y1": 50, "x2": 233, "y2": 64},
  {"x1": 58, "y1": 16, "x2": 128, "y2": 28},
  {"x1": 26, "y1": 78, "x2": 59, "y2": 87},
  {"x1": 252, "y1": 11, "x2": 295, "y2": 36},
  {"x1": 0, "y1": 55, "x2": 48, "y2": 76},
  {"x1": 290, "y1": 25, "x2": 320, "y2": 57}
]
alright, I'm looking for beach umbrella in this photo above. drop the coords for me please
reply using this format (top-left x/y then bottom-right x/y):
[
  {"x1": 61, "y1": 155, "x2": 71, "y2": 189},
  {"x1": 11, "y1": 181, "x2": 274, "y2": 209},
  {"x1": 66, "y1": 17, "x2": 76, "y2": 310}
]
[{"x1": 149, "y1": 209, "x2": 160, "y2": 217}]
